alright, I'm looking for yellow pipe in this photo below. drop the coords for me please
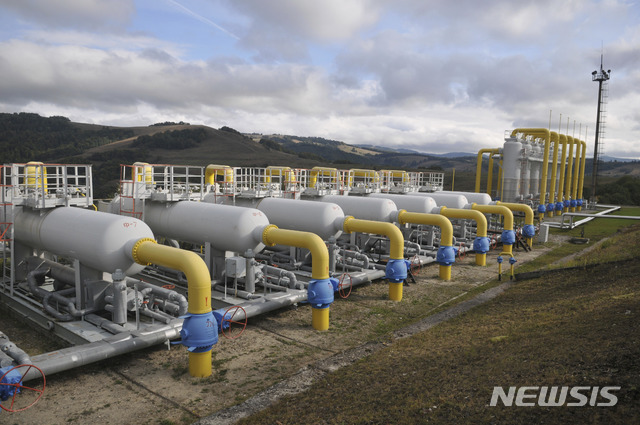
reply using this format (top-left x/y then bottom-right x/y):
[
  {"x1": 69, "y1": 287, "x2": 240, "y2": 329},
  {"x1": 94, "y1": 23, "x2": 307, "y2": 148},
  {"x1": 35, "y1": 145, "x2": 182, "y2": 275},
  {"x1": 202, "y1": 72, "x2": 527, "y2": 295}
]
[
  {"x1": 547, "y1": 131, "x2": 560, "y2": 217},
  {"x1": 571, "y1": 140, "x2": 582, "y2": 212},
  {"x1": 205, "y1": 164, "x2": 234, "y2": 185},
  {"x1": 343, "y1": 216, "x2": 406, "y2": 298},
  {"x1": 497, "y1": 159, "x2": 503, "y2": 200},
  {"x1": 510, "y1": 129, "x2": 550, "y2": 219},
  {"x1": 261, "y1": 225, "x2": 329, "y2": 280},
  {"x1": 564, "y1": 136, "x2": 575, "y2": 212},
  {"x1": 577, "y1": 140, "x2": 587, "y2": 210},
  {"x1": 496, "y1": 201, "x2": 535, "y2": 247},
  {"x1": 556, "y1": 134, "x2": 568, "y2": 216},
  {"x1": 131, "y1": 239, "x2": 214, "y2": 378},
  {"x1": 396, "y1": 210, "x2": 454, "y2": 280},
  {"x1": 261, "y1": 225, "x2": 332, "y2": 330},
  {"x1": 475, "y1": 148, "x2": 499, "y2": 193},
  {"x1": 439, "y1": 207, "x2": 488, "y2": 266},
  {"x1": 487, "y1": 154, "x2": 495, "y2": 196},
  {"x1": 471, "y1": 204, "x2": 514, "y2": 256}
]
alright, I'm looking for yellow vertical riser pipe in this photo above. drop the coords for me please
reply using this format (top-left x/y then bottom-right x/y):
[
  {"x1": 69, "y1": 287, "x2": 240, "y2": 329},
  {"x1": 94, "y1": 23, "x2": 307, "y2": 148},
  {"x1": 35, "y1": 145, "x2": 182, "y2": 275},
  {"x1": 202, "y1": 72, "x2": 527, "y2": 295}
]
[
  {"x1": 261, "y1": 226, "x2": 331, "y2": 331},
  {"x1": 396, "y1": 211, "x2": 455, "y2": 280},
  {"x1": 438, "y1": 207, "x2": 488, "y2": 266},
  {"x1": 131, "y1": 239, "x2": 215, "y2": 378},
  {"x1": 571, "y1": 140, "x2": 584, "y2": 212},
  {"x1": 342, "y1": 217, "x2": 406, "y2": 300},
  {"x1": 510, "y1": 129, "x2": 550, "y2": 220},
  {"x1": 471, "y1": 204, "x2": 515, "y2": 256},
  {"x1": 475, "y1": 148, "x2": 500, "y2": 193},
  {"x1": 495, "y1": 202, "x2": 535, "y2": 247},
  {"x1": 555, "y1": 135, "x2": 568, "y2": 216},
  {"x1": 547, "y1": 132, "x2": 560, "y2": 217},
  {"x1": 564, "y1": 136, "x2": 575, "y2": 213},
  {"x1": 577, "y1": 140, "x2": 587, "y2": 211}
]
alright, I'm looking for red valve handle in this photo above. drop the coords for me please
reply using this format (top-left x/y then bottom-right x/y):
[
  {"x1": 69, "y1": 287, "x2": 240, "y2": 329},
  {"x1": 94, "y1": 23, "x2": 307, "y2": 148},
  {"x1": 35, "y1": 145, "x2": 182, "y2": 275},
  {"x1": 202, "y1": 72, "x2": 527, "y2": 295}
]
[
  {"x1": 221, "y1": 306, "x2": 247, "y2": 340},
  {"x1": 0, "y1": 364, "x2": 46, "y2": 413}
]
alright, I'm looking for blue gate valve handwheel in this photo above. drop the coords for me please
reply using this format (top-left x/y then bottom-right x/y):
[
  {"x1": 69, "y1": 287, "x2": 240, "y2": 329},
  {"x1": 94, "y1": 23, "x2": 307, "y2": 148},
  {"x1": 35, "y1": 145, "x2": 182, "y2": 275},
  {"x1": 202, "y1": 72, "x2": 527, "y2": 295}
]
[
  {"x1": 501, "y1": 229, "x2": 516, "y2": 246},
  {"x1": 436, "y1": 245, "x2": 456, "y2": 266},
  {"x1": 173, "y1": 311, "x2": 218, "y2": 353},
  {"x1": 555, "y1": 202, "x2": 564, "y2": 211},
  {"x1": 509, "y1": 257, "x2": 517, "y2": 265},
  {"x1": 570, "y1": 200, "x2": 577, "y2": 207},
  {"x1": 537, "y1": 204, "x2": 546, "y2": 214},
  {"x1": 473, "y1": 236, "x2": 490, "y2": 254},
  {"x1": 385, "y1": 258, "x2": 408, "y2": 283},
  {"x1": 497, "y1": 255, "x2": 503, "y2": 264},
  {"x1": 547, "y1": 203, "x2": 555, "y2": 212},
  {"x1": 522, "y1": 224, "x2": 536, "y2": 238},
  {"x1": 308, "y1": 278, "x2": 335, "y2": 309}
]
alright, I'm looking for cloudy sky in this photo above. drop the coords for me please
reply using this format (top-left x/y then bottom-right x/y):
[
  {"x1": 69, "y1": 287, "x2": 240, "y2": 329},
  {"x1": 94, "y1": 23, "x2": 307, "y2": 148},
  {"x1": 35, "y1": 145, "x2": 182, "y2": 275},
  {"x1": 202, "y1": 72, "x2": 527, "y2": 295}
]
[{"x1": 1, "y1": 0, "x2": 639, "y2": 158}]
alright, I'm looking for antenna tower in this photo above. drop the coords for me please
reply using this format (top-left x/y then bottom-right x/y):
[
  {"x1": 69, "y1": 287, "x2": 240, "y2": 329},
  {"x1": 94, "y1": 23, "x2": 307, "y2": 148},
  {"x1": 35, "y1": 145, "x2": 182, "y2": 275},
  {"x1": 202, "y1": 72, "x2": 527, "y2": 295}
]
[{"x1": 591, "y1": 54, "x2": 610, "y2": 202}]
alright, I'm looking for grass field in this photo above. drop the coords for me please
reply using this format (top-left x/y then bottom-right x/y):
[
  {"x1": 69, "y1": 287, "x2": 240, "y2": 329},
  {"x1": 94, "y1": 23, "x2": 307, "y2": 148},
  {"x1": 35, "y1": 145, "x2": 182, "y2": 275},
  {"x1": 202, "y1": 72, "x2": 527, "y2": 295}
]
[{"x1": 237, "y1": 216, "x2": 640, "y2": 424}]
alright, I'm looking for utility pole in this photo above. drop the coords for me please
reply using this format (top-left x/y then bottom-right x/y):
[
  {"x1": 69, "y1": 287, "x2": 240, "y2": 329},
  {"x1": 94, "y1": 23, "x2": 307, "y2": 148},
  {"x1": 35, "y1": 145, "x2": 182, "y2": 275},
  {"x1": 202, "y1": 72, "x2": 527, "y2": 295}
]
[{"x1": 591, "y1": 55, "x2": 611, "y2": 203}]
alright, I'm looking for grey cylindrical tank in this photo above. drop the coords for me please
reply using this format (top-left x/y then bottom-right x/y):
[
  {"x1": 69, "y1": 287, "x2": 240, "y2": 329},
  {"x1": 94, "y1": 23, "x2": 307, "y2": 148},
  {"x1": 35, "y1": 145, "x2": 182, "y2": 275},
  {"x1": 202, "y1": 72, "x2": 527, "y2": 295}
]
[
  {"x1": 438, "y1": 191, "x2": 492, "y2": 205},
  {"x1": 255, "y1": 198, "x2": 345, "y2": 240},
  {"x1": 368, "y1": 193, "x2": 438, "y2": 214},
  {"x1": 318, "y1": 195, "x2": 398, "y2": 222},
  {"x1": 14, "y1": 207, "x2": 153, "y2": 275},
  {"x1": 143, "y1": 201, "x2": 269, "y2": 253},
  {"x1": 414, "y1": 192, "x2": 469, "y2": 209}
]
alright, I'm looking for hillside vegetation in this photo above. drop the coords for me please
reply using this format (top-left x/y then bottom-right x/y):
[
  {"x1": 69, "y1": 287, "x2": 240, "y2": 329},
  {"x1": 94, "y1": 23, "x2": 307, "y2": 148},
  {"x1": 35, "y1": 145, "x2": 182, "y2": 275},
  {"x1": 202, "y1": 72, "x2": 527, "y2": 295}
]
[{"x1": 2, "y1": 112, "x2": 639, "y2": 203}]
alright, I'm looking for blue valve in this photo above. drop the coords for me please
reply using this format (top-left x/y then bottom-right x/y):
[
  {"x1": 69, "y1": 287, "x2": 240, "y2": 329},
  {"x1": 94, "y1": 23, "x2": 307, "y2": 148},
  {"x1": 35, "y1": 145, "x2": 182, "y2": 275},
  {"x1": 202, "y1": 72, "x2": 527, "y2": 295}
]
[
  {"x1": 385, "y1": 259, "x2": 408, "y2": 283},
  {"x1": 307, "y1": 278, "x2": 336, "y2": 309},
  {"x1": 174, "y1": 311, "x2": 218, "y2": 353},
  {"x1": 473, "y1": 236, "x2": 490, "y2": 254},
  {"x1": 436, "y1": 245, "x2": 456, "y2": 266}
]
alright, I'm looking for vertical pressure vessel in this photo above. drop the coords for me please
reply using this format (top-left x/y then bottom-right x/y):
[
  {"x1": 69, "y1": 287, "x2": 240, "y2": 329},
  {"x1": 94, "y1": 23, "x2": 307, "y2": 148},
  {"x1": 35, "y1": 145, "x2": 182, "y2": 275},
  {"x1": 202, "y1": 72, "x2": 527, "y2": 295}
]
[{"x1": 502, "y1": 137, "x2": 523, "y2": 202}]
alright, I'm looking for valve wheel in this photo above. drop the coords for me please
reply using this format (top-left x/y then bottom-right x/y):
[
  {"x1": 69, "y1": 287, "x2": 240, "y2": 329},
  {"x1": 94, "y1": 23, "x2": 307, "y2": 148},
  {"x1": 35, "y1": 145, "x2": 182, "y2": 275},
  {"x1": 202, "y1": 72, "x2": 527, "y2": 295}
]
[
  {"x1": 410, "y1": 254, "x2": 422, "y2": 275},
  {"x1": 0, "y1": 364, "x2": 46, "y2": 413},
  {"x1": 221, "y1": 306, "x2": 247, "y2": 340},
  {"x1": 161, "y1": 284, "x2": 176, "y2": 290},
  {"x1": 490, "y1": 235, "x2": 498, "y2": 250},
  {"x1": 458, "y1": 242, "x2": 467, "y2": 259},
  {"x1": 338, "y1": 273, "x2": 353, "y2": 299}
]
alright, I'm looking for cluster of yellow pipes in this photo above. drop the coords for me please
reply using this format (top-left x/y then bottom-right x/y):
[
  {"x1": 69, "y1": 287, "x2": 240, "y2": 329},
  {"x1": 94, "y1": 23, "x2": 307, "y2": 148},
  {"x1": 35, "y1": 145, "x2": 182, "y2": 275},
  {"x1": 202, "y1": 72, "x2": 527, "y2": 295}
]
[{"x1": 476, "y1": 128, "x2": 587, "y2": 220}]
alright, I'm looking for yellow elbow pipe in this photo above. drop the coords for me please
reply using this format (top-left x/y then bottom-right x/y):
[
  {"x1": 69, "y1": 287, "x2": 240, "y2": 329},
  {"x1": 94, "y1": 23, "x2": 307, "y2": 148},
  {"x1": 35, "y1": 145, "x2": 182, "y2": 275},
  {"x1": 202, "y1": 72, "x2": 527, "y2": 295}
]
[
  {"x1": 475, "y1": 148, "x2": 499, "y2": 193},
  {"x1": 571, "y1": 140, "x2": 583, "y2": 212},
  {"x1": 556, "y1": 134, "x2": 568, "y2": 215},
  {"x1": 511, "y1": 129, "x2": 550, "y2": 219},
  {"x1": 397, "y1": 210, "x2": 454, "y2": 280},
  {"x1": 261, "y1": 225, "x2": 329, "y2": 280},
  {"x1": 547, "y1": 131, "x2": 560, "y2": 217},
  {"x1": 496, "y1": 201, "x2": 535, "y2": 247},
  {"x1": 564, "y1": 136, "x2": 575, "y2": 212},
  {"x1": 438, "y1": 207, "x2": 488, "y2": 266},
  {"x1": 343, "y1": 216, "x2": 406, "y2": 299},
  {"x1": 577, "y1": 140, "x2": 587, "y2": 210},
  {"x1": 261, "y1": 225, "x2": 332, "y2": 330},
  {"x1": 471, "y1": 203, "x2": 515, "y2": 256},
  {"x1": 131, "y1": 239, "x2": 215, "y2": 378}
]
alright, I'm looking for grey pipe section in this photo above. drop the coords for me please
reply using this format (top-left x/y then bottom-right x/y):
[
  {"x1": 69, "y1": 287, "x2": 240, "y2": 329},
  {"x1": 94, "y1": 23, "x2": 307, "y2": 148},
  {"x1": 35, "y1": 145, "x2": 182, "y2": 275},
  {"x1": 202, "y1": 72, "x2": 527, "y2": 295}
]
[
  {"x1": 140, "y1": 307, "x2": 173, "y2": 324},
  {"x1": 213, "y1": 284, "x2": 263, "y2": 300},
  {"x1": 338, "y1": 249, "x2": 370, "y2": 269},
  {"x1": 84, "y1": 314, "x2": 128, "y2": 335},
  {"x1": 0, "y1": 332, "x2": 31, "y2": 366},
  {"x1": 23, "y1": 323, "x2": 182, "y2": 382},
  {"x1": 262, "y1": 265, "x2": 300, "y2": 289},
  {"x1": 27, "y1": 270, "x2": 93, "y2": 321},
  {"x1": 214, "y1": 290, "x2": 308, "y2": 322},
  {"x1": 126, "y1": 278, "x2": 188, "y2": 316}
]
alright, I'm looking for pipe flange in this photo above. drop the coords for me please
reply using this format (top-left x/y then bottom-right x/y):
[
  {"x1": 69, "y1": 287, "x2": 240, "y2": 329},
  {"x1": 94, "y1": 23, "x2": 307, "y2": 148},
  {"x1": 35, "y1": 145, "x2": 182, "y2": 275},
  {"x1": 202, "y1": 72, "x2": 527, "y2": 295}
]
[
  {"x1": 342, "y1": 215, "x2": 355, "y2": 232},
  {"x1": 261, "y1": 224, "x2": 278, "y2": 247},
  {"x1": 131, "y1": 238, "x2": 157, "y2": 265}
]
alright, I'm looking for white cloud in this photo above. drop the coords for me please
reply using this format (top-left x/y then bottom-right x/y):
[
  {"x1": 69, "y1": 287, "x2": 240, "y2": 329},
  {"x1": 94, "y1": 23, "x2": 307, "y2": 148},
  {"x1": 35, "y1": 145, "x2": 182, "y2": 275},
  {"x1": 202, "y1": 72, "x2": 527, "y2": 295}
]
[{"x1": 1, "y1": 0, "x2": 135, "y2": 30}]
